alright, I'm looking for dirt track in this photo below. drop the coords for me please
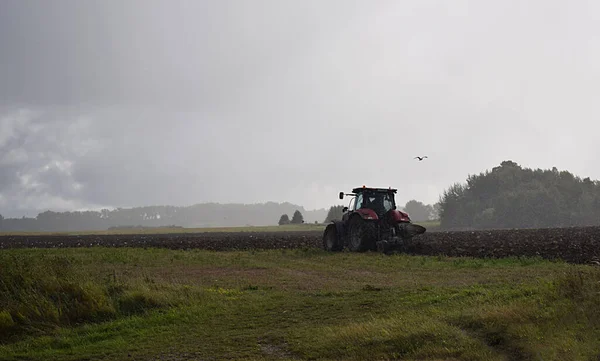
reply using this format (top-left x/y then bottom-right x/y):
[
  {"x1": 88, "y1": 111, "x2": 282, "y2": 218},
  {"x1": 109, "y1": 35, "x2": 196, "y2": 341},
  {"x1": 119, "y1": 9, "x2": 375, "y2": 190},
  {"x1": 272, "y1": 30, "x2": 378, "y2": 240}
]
[{"x1": 2, "y1": 226, "x2": 600, "y2": 264}]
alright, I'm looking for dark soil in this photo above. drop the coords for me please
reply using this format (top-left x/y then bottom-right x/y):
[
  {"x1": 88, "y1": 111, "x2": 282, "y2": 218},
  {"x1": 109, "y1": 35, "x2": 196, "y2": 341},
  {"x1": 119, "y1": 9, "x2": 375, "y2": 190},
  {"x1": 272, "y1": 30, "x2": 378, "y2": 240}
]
[
  {"x1": 0, "y1": 231, "x2": 320, "y2": 251},
  {"x1": 2, "y1": 226, "x2": 600, "y2": 264},
  {"x1": 411, "y1": 226, "x2": 600, "y2": 265}
]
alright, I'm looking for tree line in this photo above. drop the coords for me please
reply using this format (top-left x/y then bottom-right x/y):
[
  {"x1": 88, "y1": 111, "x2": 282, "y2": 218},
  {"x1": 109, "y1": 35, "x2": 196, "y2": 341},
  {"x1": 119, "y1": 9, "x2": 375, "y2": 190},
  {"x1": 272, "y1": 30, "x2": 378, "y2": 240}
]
[
  {"x1": 437, "y1": 160, "x2": 600, "y2": 229},
  {"x1": 0, "y1": 202, "x2": 327, "y2": 232}
]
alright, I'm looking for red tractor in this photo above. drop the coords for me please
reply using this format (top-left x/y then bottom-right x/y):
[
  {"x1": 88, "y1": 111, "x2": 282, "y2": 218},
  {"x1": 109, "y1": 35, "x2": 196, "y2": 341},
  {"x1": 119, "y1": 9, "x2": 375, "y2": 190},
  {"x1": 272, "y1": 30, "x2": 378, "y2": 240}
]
[{"x1": 322, "y1": 186, "x2": 426, "y2": 253}]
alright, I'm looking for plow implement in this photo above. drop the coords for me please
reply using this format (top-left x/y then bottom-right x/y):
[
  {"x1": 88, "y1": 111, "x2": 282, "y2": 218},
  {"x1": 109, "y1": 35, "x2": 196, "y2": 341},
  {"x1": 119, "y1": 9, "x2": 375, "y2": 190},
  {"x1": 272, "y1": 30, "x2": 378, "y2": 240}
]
[{"x1": 376, "y1": 223, "x2": 427, "y2": 254}]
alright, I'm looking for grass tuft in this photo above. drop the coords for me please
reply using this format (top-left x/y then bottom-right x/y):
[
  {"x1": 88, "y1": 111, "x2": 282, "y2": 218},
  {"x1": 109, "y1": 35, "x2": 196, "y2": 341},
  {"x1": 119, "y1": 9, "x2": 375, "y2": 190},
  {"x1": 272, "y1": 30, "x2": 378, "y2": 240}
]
[
  {"x1": 553, "y1": 266, "x2": 600, "y2": 324},
  {"x1": 0, "y1": 252, "x2": 203, "y2": 343},
  {"x1": 117, "y1": 290, "x2": 167, "y2": 315},
  {"x1": 308, "y1": 313, "x2": 498, "y2": 360}
]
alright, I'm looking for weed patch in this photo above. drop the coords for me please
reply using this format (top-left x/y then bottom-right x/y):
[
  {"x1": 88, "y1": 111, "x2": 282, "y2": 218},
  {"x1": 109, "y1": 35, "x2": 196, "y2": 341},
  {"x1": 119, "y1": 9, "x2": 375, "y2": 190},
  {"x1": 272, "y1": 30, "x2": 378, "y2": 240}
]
[{"x1": 0, "y1": 252, "x2": 202, "y2": 343}]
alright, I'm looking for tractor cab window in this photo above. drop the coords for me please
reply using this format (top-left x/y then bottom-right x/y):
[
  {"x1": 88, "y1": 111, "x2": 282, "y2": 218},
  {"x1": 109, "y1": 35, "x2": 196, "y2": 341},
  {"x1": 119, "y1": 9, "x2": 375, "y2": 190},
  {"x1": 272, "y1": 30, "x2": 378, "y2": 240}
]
[
  {"x1": 353, "y1": 193, "x2": 363, "y2": 210},
  {"x1": 382, "y1": 193, "x2": 395, "y2": 212},
  {"x1": 365, "y1": 194, "x2": 381, "y2": 211},
  {"x1": 360, "y1": 191, "x2": 395, "y2": 214},
  {"x1": 348, "y1": 196, "x2": 356, "y2": 211},
  {"x1": 366, "y1": 196, "x2": 377, "y2": 206}
]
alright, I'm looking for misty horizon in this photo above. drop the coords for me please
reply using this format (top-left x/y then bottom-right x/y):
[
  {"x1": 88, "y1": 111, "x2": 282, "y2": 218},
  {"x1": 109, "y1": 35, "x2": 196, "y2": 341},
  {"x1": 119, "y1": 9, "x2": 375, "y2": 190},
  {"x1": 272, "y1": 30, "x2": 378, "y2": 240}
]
[{"x1": 2, "y1": 0, "x2": 600, "y2": 219}]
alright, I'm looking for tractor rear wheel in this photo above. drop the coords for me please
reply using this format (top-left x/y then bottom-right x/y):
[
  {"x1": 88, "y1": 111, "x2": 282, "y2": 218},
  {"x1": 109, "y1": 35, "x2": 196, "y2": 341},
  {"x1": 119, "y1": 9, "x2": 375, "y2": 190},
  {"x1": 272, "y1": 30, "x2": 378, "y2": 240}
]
[
  {"x1": 347, "y1": 216, "x2": 377, "y2": 252},
  {"x1": 322, "y1": 224, "x2": 342, "y2": 252}
]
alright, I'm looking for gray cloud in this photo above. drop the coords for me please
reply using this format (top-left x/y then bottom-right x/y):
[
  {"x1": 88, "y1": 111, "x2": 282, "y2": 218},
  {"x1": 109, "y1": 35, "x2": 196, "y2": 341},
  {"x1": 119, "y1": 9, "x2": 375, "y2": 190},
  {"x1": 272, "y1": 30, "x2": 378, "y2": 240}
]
[
  {"x1": 0, "y1": 109, "x2": 106, "y2": 216},
  {"x1": 0, "y1": 0, "x2": 372, "y2": 111},
  {"x1": 1, "y1": 0, "x2": 600, "y2": 217}
]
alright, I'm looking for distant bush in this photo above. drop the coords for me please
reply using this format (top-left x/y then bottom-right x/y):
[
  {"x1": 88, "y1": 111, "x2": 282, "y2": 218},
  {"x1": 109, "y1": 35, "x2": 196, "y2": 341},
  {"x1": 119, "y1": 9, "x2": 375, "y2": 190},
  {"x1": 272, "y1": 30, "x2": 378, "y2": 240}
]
[
  {"x1": 291, "y1": 210, "x2": 304, "y2": 224},
  {"x1": 278, "y1": 214, "x2": 290, "y2": 225}
]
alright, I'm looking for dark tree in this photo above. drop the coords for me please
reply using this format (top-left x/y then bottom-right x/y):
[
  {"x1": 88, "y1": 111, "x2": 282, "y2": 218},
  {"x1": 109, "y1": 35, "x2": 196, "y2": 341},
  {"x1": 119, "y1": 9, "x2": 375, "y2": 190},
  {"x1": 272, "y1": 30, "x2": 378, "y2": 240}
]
[
  {"x1": 278, "y1": 214, "x2": 290, "y2": 225},
  {"x1": 324, "y1": 205, "x2": 345, "y2": 223},
  {"x1": 432, "y1": 202, "x2": 441, "y2": 220},
  {"x1": 290, "y1": 210, "x2": 304, "y2": 224},
  {"x1": 438, "y1": 160, "x2": 600, "y2": 230},
  {"x1": 403, "y1": 200, "x2": 434, "y2": 222}
]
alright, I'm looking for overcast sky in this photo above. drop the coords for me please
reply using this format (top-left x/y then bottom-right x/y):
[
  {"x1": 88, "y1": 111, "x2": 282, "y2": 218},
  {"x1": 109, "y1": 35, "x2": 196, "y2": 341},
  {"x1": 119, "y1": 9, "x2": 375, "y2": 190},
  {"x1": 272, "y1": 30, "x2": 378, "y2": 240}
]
[{"x1": 1, "y1": 0, "x2": 600, "y2": 217}]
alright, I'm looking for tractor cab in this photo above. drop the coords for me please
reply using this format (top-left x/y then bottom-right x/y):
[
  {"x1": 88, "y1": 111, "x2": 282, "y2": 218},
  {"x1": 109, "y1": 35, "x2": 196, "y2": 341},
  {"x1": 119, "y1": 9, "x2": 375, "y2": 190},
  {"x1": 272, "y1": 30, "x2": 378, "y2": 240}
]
[{"x1": 340, "y1": 186, "x2": 398, "y2": 220}]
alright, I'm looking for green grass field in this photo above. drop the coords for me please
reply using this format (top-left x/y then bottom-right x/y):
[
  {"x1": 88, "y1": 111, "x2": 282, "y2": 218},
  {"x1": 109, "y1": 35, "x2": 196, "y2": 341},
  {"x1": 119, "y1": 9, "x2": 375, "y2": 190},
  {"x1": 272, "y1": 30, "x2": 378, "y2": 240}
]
[
  {"x1": 1, "y1": 247, "x2": 598, "y2": 360},
  {"x1": 0, "y1": 220, "x2": 441, "y2": 237}
]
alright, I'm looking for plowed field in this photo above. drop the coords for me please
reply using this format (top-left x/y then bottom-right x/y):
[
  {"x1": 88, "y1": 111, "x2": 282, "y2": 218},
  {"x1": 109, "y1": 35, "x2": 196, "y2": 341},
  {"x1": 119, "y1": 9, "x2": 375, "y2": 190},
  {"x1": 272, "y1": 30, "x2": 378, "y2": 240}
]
[{"x1": 2, "y1": 226, "x2": 600, "y2": 264}]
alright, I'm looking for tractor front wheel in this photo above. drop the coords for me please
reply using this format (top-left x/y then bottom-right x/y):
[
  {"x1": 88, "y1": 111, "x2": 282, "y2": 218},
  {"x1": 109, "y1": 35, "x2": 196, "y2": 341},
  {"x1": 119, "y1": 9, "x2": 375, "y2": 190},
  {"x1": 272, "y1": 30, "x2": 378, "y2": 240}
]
[{"x1": 347, "y1": 216, "x2": 376, "y2": 252}]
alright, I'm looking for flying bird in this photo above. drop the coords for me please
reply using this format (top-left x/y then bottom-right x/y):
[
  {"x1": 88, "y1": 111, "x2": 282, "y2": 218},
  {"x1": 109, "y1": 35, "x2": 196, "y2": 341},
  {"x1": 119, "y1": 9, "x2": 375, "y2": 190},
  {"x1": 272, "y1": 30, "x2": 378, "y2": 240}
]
[{"x1": 414, "y1": 156, "x2": 428, "y2": 161}]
